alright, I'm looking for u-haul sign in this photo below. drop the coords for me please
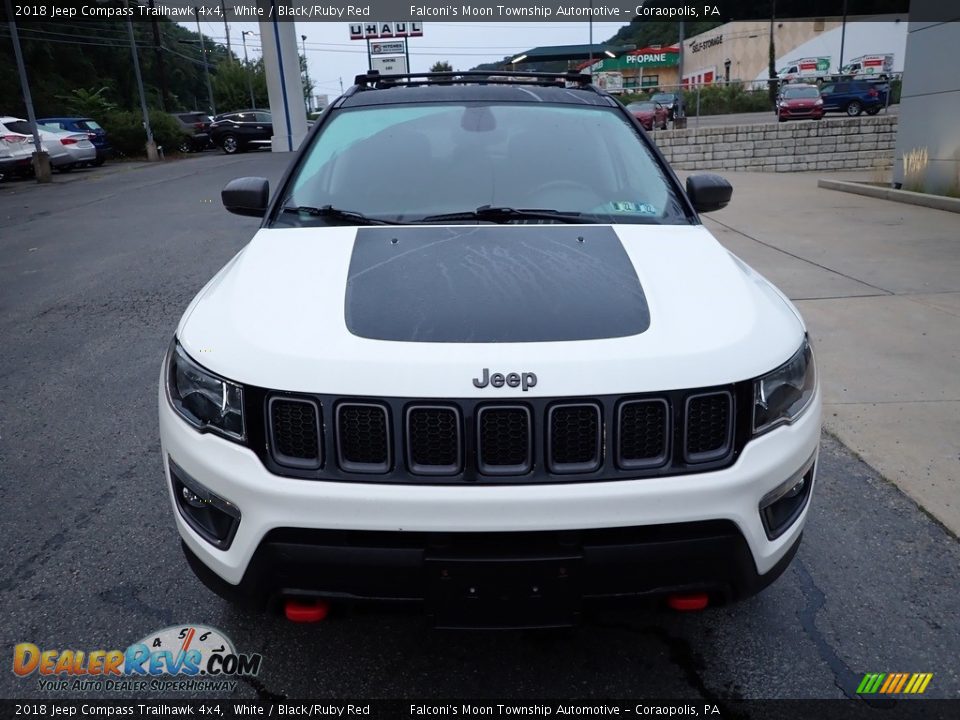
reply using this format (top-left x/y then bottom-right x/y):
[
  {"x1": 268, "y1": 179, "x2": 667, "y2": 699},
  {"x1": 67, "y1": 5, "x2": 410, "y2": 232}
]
[{"x1": 350, "y1": 22, "x2": 422, "y2": 40}]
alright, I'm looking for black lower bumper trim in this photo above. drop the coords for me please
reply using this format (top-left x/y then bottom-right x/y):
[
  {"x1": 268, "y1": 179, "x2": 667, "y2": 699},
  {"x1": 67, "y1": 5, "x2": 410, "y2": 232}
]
[{"x1": 182, "y1": 521, "x2": 801, "y2": 627}]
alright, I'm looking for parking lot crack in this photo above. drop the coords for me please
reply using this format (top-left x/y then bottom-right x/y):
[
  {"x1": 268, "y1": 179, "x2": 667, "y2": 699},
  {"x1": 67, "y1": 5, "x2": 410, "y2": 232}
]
[
  {"x1": 591, "y1": 619, "x2": 743, "y2": 712},
  {"x1": 793, "y1": 558, "x2": 858, "y2": 699}
]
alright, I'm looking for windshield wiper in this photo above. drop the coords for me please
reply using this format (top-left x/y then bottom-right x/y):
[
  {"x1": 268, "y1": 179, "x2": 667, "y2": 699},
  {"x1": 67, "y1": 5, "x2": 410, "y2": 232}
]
[
  {"x1": 282, "y1": 205, "x2": 408, "y2": 225},
  {"x1": 418, "y1": 205, "x2": 585, "y2": 225}
]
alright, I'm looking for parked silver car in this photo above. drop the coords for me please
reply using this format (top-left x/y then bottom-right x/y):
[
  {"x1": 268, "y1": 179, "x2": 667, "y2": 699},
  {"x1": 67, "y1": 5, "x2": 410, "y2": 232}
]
[
  {"x1": 39, "y1": 124, "x2": 97, "y2": 166},
  {"x1": 0, "y1": 117, "x2": 78, "y2": 171}
]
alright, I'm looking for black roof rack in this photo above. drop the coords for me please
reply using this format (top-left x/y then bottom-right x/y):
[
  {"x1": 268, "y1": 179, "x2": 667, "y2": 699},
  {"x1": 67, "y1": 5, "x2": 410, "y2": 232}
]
[{"x1": 352, "y1": 69, "x2": 597, "y2": 91}]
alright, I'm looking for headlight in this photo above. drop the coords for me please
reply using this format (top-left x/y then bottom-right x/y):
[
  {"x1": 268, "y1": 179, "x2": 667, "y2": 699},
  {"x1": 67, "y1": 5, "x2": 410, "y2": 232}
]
[
  {"x1": 753, "y1": 340, "x2": 816, "y2": 434},
  {"x1": 166, "y1": 341, "x2": 245, "y2": 442}
]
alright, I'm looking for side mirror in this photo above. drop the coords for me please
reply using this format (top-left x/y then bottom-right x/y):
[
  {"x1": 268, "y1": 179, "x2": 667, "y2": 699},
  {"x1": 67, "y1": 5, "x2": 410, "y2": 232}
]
[
  {"x1": 686, "y1": 174, "x2": 732, "y2": 213},
  {"x1": 222, "y1": 177, "x2": 269, "y2": 217}
]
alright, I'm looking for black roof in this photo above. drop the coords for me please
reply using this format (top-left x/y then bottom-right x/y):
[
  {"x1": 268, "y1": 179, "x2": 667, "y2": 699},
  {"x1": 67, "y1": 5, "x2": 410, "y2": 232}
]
[
  {"x1": 339, "y1": 70, "x2": 618, "y2": 109},
  {"x1": 341, "y1": 83, "x2": 618, "y2": 108}
]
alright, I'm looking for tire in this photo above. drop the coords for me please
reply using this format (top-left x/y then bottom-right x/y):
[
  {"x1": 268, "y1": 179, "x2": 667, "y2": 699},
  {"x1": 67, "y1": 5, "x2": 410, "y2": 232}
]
[
  {"x1": 178, "y1": 139, "x2": 193, "y2": 154},
  {"x1": 865, "y1": 106, "x2": 880, "y2": 116},
  {"x1": 55, "y1": 163, "x2": 74, "y2": 173},
  {"x1": 220, "y1": 134, "x2": 240, "y2": 154},
  {"x1": 92, "y1": 158, "x2": 105, "y2": 167},
  {"x1": 846, "y1": 101, "x2": 862, "y2": 116}
]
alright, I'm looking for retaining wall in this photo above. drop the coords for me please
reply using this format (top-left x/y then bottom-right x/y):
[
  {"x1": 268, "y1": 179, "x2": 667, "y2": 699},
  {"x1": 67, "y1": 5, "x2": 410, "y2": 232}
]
[{"x1": 654, "y1": 115, "x2": 898, "y2": 173}]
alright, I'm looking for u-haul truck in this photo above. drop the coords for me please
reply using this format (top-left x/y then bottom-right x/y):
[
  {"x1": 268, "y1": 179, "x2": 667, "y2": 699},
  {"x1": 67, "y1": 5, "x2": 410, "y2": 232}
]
[
  {"x1": 777, "y1": 57, "x2": 832, "y2": 83},
  {"x1": 841, "y1": 54, "x2": 894, "y2": 80}
]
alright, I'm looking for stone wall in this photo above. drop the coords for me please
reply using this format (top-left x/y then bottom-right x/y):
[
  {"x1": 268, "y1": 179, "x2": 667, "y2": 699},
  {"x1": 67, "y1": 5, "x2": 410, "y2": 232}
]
[{"x1": 654, "y1": 115, "x2": 898, "y2": 173}]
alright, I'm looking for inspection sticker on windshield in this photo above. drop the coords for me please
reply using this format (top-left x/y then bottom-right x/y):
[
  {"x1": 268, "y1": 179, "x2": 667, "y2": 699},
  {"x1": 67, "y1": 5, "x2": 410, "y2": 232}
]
[{"x1": 611, "y1": 201, "x2": 657, "y2": 214}]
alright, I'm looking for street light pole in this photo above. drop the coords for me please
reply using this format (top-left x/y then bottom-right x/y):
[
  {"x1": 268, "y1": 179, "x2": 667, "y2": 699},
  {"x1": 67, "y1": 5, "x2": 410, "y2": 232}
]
[
  {"x1": 241, "y1": 30, "x2": 256, "y2": 109},
  {"x1": 588, "y1": 0, "x2": 593, "y2": 78},
  {"x1": 5, "y1": 0, "x2": 50, "y2": 182},
  {"x1": 301, "y1": 34, "x2": 311, "y2": 113},
  {"x1": 194, "y1": 7, "x2": 216, "y2": 115},
  {"x1": 127, "y1": 6, "x2": 157, "y2": 161}
]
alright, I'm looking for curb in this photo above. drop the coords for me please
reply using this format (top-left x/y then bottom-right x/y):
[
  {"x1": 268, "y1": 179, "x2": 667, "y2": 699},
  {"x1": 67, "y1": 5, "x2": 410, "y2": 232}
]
[{"x1": 817, "y1": 178, "x2": 960, "y2": 214}]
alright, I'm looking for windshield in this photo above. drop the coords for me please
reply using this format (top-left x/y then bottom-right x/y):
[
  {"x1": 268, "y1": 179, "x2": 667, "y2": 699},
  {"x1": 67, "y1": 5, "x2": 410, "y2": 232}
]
[
  {"x1": 276, "y1": 102, "x2": 689, "y2": 226},
  {"x1": 651, "y1": 94, "x2": 674, "y2": 102},
  {"x1": 783, "y1": 87, "x2": 820, "y2": 99},
  {"x1": 627, "y1": 102, "x2": 656, "y2": 112}
]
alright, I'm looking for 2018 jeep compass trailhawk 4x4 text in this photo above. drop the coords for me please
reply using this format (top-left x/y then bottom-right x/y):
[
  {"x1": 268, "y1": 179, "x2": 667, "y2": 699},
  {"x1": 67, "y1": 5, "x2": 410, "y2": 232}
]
[{"x1": 159, "y1": 71, "x2": 821, "y2": 628}]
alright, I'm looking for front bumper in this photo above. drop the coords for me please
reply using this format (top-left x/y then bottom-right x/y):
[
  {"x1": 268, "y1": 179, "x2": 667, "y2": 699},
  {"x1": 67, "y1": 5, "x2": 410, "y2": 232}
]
[{"x1": 160, "y1": 382, "x2": 821, "y2": 616}]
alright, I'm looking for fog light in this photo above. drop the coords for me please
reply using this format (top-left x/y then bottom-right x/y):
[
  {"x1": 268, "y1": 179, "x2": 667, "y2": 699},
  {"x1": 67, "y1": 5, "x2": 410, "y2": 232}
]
[
  {"x1": 760, "y1": 462, "x2": 815, "y2": 540},
  {"x1": 168, "y1": 457, "x2": 241, "y2": 549}
]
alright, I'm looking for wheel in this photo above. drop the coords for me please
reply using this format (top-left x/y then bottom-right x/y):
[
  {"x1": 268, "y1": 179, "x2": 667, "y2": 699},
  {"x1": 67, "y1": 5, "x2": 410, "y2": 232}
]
[
  {"x1": 220, "y1": 134, "x2": 240, "y2": 154},
  {"x1": 55, "y1": 163, "x2": 74, "y2": 173},
  {"x1": 92, "y1": 158, "x2": 105, "y2": 167},
  {"x1": 660, "y1": 119, "x2": 668, "y2": 130},
  {"x1": 178, "y1": 139, "x2": 193, "y2": 154},
  {"x1": 846, "y1": 101, "x2": 862, "y2": 116},
  {"x1": 865, "y1": 106, "x2": 880, "y2": 116},
  {"x1": 778, "y1": 115, "x2": 786, "y2": 123}
]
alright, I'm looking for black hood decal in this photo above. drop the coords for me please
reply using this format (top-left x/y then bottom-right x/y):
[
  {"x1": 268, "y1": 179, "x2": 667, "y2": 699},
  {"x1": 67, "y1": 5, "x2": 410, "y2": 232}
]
[{"x1": 345, "y1": 226, "x2": 650, "y2": 343}]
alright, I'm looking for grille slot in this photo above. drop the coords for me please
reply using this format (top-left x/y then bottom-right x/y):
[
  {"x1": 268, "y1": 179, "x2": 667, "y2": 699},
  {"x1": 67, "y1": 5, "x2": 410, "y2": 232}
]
[
  {"x1": 476, "y1": 405, "x2": 532, "y2": 475},
  {"x1": 336, "y1": 402, "x2": 391, "y2": 473},
  {"x1": 548, "y1": 403, "x2": 602, "y2": 473},
  {"x1": 406, "y1": 406, "x2": 462, "y2": 475},
  {"x1": 684, "y1": 391, "x2": 733, "y2": 463},
  {"x1": 617, "y1": 399, "x2": 669, "y2": 469},
  {"x1": 268, "y1": 397, "x2": 322, "y2": 469}
]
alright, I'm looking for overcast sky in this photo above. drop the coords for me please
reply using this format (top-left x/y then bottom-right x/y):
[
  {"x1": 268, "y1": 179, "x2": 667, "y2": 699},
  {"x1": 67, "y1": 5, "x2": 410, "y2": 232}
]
[{"x1": 181, "y1": 20, "x2": 627, "y2": 100}]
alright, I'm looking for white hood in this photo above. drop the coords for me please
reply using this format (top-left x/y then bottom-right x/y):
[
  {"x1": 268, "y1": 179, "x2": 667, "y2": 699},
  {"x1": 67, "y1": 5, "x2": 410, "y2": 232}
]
[{"x1": 177, "y1": 224, "x2": 805, "y2": 397}]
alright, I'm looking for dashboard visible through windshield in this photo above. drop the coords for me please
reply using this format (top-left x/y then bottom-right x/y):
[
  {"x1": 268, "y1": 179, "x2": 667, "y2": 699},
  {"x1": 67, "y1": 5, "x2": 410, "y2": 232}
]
[{"x1": 273, "y1": 102, "x2": 691, "y2": 227}]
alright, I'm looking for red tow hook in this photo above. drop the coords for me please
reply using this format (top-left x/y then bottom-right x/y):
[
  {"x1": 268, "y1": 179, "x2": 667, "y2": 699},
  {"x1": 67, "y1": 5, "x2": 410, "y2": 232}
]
[
  {"x1": 667, "y1": 593, "x2": 709, "y2": 612},
  {"x1": 284, "y1": 599, "x2": 330, "y2": 623}
]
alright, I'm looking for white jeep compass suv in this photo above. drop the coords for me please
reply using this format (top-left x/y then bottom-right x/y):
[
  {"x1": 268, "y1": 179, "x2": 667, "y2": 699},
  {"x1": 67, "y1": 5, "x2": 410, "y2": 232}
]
[{"x1": 159, "y1": 71, "x2": 821, "y2": 628}]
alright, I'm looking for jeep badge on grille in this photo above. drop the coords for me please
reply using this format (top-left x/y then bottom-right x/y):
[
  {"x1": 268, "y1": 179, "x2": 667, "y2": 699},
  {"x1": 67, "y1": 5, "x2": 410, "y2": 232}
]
[{"x1": 472, "y1": 369, "x2": 537, "y2": 391}]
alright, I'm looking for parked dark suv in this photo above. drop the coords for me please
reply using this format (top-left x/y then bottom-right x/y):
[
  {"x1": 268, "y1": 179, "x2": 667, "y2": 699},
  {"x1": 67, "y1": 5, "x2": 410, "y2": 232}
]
[
  {"x1": 209, "y1": 111, "x2": 273, "y2": 154},
  {"x1": 818, "y1": 80, "x2": 887, "y2": 116},
  {"x1": 37, "y1": 117, "x2": 111, "y2": 165},
  {"x1": 172, "y1": 112, "x2": 212, "y2": 153}
]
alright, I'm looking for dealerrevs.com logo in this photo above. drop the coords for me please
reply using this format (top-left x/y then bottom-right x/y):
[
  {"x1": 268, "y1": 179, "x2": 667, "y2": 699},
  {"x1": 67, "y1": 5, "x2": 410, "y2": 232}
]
[{"x1": 13, "y1": 625, "x2": 262, "y2": 692}]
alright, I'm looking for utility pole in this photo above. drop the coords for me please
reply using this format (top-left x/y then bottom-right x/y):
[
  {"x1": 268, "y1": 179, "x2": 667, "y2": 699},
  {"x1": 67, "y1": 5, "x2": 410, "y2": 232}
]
[
  {"x1": 195, "y1": 7, "x2": 216, "y2": 115},
  {"x1": 675, "y1": 21, "x2": 686, "y2": 127},
  {"x1": 5, "y1": 0, "x2": 50, "y2": 182},
  {"x1": 301, "y1": 34, "x2": 311, "y2": 113},
  {"x1": 220, "y1": 0, "x2": 231, "y2": 58},
  {"x1": 149, "y1": 0, "x2": 170, "y2": 111},
  {"x1": 126, "y1": 7, "x2": 158, "y2": 161},
  {"x1": 839, "y1": 0, "x2": 848, "y2": 73},
  {"x1": 588, "y1": 0, "x2": 594, "y2": 78},
  {"x1": 339, "y1": 77, "x2": 344, "y2": 93},
  {"x1": 241, "y1": 30, "x2": 256, "y2": 109}
]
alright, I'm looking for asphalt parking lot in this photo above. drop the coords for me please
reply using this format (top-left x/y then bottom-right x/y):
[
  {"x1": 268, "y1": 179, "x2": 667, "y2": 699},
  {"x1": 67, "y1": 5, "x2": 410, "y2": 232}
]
[{"x1": 1, "y1": 153, "x2": 958, "y2": 703}]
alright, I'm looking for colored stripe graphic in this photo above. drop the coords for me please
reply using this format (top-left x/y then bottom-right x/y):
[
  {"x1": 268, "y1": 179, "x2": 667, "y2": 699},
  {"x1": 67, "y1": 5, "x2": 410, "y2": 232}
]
[{"x1": 857, "y1": 673, "x2": 932, "y2": 694}]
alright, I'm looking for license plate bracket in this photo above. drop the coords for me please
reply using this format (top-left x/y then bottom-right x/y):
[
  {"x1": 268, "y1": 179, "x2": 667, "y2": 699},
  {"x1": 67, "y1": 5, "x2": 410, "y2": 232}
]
[{"x1": 425, "y1": 556, "x2": 582, "y2": 629}]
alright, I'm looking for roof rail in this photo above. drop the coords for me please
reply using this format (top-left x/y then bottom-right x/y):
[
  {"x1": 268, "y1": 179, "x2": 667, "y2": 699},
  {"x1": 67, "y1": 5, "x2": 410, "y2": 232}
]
[{"x1": 352, "y1": 69, "x2": 597, "y2": 90}]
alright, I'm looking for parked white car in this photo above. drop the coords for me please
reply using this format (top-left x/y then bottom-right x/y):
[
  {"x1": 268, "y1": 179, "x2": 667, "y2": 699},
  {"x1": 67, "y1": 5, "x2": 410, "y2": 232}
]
[
  {"x1": 0, "y1": 131, "x2": 33, "y2": 179},
  {"x1": 0, "y1": 117, "x2": 78, "y2": 171},
  {"x1": 159, "y1": 71, "x2": 821, "y2": 628}
]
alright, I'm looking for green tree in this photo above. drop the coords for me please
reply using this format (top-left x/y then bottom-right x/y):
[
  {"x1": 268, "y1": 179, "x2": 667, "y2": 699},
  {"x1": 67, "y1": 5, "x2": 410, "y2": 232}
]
[
  {"x1": 430, "y1": 61, "x2": 454, "y2": 72},
  {"x1": 55, "y1": 87, "x2": 118, "y2": 117},
  {"x1": 213, "y1": 58, "x2": 269, "y2": 111}
]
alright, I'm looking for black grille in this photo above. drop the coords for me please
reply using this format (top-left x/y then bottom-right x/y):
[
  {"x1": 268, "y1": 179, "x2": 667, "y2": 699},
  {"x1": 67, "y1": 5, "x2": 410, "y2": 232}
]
[
  {"x1": 268, "y1": 398, "x2": 321, "y2": 469},
  {"x1": 618, "y1": 399, "x2": 669, "y2": 469},
  {"x1": 337, "y1": 403, "x2": 391, "y2": 473},
  {"x1": 548, "y1": 403, "x2": 601, "y2": 473},
  {"x1": 685, "y1": 392, "x2": 733, "y2": 463},
  {"x1": 407, "y1": 406, "x2": 462, "y2": 475},
  {"x1": 477, "y1": 406, "x2": 532, "y2": 475}
]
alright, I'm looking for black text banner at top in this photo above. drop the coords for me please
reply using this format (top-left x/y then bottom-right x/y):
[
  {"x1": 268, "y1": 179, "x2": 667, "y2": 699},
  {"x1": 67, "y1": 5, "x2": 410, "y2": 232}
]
[{"x1": 5, "y1": 1, "x2": 935, "y2": 25}]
